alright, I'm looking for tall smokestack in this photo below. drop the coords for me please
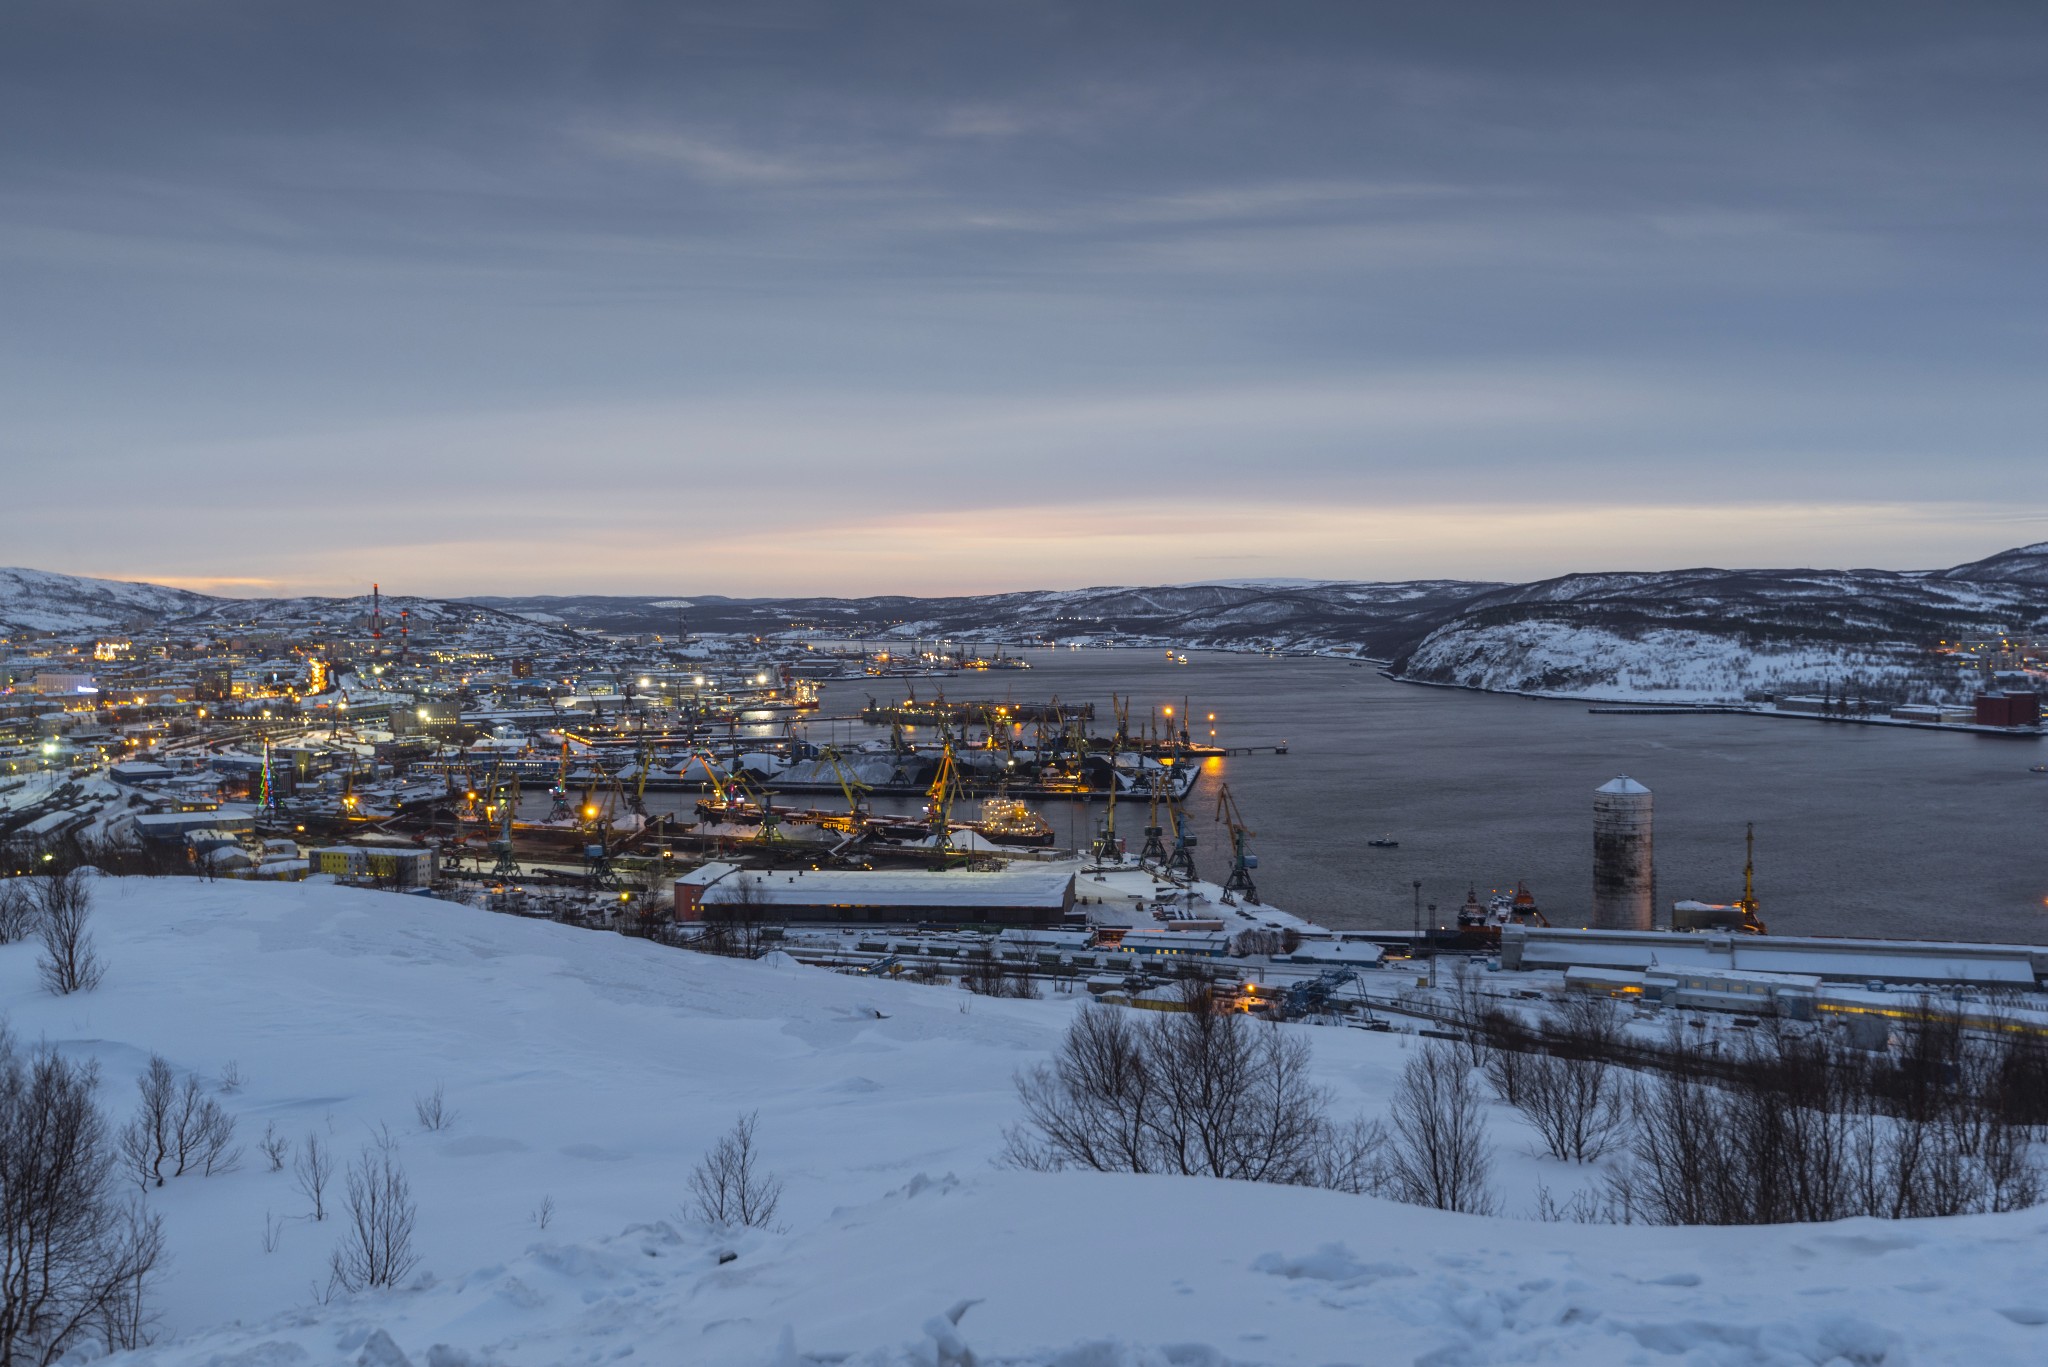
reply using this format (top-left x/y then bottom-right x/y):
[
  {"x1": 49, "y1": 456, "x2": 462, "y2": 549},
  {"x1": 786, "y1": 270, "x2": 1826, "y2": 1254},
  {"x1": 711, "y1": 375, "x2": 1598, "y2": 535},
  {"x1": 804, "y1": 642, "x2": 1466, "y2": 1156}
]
[{"x1": 1592, "y1": 776, "x2": 1653, "y2": 930}]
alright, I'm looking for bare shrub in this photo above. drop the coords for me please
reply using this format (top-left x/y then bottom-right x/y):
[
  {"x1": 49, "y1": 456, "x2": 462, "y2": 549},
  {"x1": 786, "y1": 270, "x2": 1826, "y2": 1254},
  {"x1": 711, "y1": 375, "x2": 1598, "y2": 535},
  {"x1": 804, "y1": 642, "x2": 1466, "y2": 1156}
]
[
  {"x1": 688, "y1": 1112, "x2": 783, "y2": 1230},
  {"x1": 533, "y1": 1195, "x2": 554, "y2": 1231},
  {"x1": 328, "y1": 1146, "x2": 420, "y2": 1293},
  {"x1": 261, "y1": 1210, "x2": 284, "y2": 1254},
  {"x1": 1310, "y1": 1116, "x2": 1390, "y2": 1195},
  {"x1": 1385, "y1": 1043, "x2": 1498, "y2": 1214},
  {"x1": 294, "y1": 1133, "x2": 333, "y2": 1221},
  {"x1": 696, "y1": 878, "x2": 769, "y2": 958},
  {"x1": 1442, "y1": 958, "x2": 1491, "y2": 1067},
  {"x1": 413, "y1": 1083, "x2": 454, "y2": 1133},
  {"x1": 218, "y1": 1061, "x2": 243, "y2": 1094},
  {"x1": 1479, "y1": 1009, "x2": 1538, "y2": 1107},
  {"x1": 120, "y1": 1059, "x2": 238, "y2": 1184},
  {"x1": 0, "y1": 882, "x2": 34, "y2": 945},
  {"x1": 1004, "y1": 993, "x2": 1363, "y2": 1189},
  {"x1": 0, "y1": 1027, "x2": 164, "y2": 1360},
  {"x1": 34, "y1": 871, "x2": 105, "y2": 995},
  {"x1": 260, "y1": 1122, "x2": 290, "y2": 1172},
  {"x1": 1516, "y1": 1052, "x2": 1629, "y2": 1163},
  {"x1": 1608, "y1": 1009, "x2": 2044, "y2": 1226},
  {"x1": 170, "y1": 1075, "x2": 240, "y2": 1177}
]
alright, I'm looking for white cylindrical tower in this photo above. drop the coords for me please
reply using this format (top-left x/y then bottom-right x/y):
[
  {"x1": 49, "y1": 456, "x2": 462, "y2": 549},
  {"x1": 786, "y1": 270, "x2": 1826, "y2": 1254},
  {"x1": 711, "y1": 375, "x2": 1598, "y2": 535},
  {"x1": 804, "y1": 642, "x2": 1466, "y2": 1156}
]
[{"x1": 1592, "y1": 776, "x2": 1653, "y2": 930}]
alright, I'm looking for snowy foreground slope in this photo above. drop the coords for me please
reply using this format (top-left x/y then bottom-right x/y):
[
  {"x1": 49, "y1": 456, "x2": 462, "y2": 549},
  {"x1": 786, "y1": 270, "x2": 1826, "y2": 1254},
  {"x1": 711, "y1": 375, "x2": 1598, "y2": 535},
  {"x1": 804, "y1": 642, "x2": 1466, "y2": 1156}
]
[{"x1": 9, "y1": 878, "x2": 2048, "y2": 1366}]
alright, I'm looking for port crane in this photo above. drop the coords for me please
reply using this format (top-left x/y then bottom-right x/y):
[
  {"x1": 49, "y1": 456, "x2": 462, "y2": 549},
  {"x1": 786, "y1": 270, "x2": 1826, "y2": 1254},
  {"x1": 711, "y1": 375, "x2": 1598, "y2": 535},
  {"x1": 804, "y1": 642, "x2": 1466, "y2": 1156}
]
[
  {"x1": 1092, "y1": 704, "x2": 1126, "y2": 862},
  {"x1": 1138, "y1": 766, "x2": 1170, "y2": 865},
  {"x1": 817, "y1": 745, "x2": 872, "y2": 830},
  {"x1": 1283, "y1": 969, "x2": 1356, "y2": 1018},
  {"x1": 489, "y1": 771, "x2": 521, "y2": 879},
  {"x1": 1736, "y1": 822, "x2": 1767, "y2": 934},
  {"x1": 924, "y1": 743, "x2": 966, "y2": 858},
  {"x1": 1214, "y1": 783, "x2": 1260, "y2": 905}
]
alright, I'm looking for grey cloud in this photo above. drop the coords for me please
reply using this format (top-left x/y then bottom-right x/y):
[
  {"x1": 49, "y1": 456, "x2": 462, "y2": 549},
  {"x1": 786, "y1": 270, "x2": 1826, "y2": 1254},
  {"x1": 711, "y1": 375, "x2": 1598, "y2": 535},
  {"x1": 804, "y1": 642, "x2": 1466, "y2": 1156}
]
[{"x1": 1, "y1": 1, "x2": 2044, "y2": 590}]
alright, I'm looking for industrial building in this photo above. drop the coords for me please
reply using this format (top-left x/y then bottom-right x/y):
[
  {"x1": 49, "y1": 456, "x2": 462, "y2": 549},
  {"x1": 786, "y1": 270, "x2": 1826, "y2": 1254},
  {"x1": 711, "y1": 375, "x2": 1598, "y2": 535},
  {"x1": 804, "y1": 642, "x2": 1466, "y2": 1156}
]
[
  {"x1": 1503, "y1": 925, "x2": 2048, "y2": 988},
  {"x1": 1975, "y1": 690, "x2": 2042, "y2": 728},
  {"x1": 309, "y1": 845, "x2": 439, "y2": 888},
  {"x1": 682, "y1": 865, "x2": 1076, "y2": 925}
]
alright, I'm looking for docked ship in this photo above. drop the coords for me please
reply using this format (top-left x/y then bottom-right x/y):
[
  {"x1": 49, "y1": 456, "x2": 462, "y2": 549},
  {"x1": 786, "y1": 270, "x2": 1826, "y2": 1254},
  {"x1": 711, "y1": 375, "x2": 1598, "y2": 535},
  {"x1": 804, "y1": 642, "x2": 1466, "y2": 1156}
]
[
  {"x1": 969, "y1": 794, "x2": 1057, "y2": 848},
  {"x1": 1450, "y1": 883, "x2": 1549, "y2": 946}
]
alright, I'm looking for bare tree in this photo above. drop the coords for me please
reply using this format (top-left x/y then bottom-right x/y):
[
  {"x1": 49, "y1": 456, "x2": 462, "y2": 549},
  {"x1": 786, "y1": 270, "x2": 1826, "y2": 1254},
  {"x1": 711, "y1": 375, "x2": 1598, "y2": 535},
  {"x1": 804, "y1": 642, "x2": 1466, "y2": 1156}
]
[
  {"x1": 1005, "y1": 1004, "x2": 1156, "y2": 1174},
  {"x1": 1385, "y1": 1043, "x2": 1498, "y2": 1214},
  {"x1": 687, "y1": 1112, "x2": 783, "y2": 1229},
  {"x1": 328, "y1": 1146, "x2": 420, "y2": 1293},
  {"x1": 697, "y1": 878, "x2": 770, "y2": 958},
  {"x1": 0, "y1": 1028, "x2": 164, "y2": 1363},
  {"x1": 1515, "y1": 1052, "x2": 1629, "y2": 1163},
  {"x1": 413, "y1": 1083, "x2": 454, "y2": 1133},
  {"x1": 1443, "y1": 959, "x2": 1491, "y2": 1067},
  {"x1": 120, "y1": 1061, "x2": 238, "y2": 1185},
  {"x1": 33, "y1": 871, "x2": 104, "y2": 995},
  {"x1": 1004, "y1": 993, "x2": 1345, "y2": 1188},
  {"x1": 294, "y1": 1133, "x2": 333, "y2": 1222},
  {"x1": 116, "y1": 1057, "x2": 177, "y2": 1189},
  {"x1": 0, "y1": 883, "x2": 34, "y2": 946}
]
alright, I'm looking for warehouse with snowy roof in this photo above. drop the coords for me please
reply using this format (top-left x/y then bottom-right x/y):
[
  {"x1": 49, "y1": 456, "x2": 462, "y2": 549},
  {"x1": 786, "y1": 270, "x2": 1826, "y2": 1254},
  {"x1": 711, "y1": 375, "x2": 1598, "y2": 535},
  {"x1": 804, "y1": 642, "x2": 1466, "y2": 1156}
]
[{"x1": 676, "y1": 863, "x2": 1076, "y2": 925}]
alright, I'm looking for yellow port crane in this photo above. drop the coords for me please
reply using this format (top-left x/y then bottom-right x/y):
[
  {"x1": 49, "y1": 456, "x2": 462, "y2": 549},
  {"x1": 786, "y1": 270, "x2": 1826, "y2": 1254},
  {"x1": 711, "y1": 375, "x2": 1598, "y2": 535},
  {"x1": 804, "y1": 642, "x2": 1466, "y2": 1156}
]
[
  {"x1": 925, "y1": 742, "x2": 966, "y2": 858},
  {"x1": 1736, "y1": 822, "x2": 1767, "y2": 934},
  {"x1": 818, "y1": 745, "x2": 872, "y2": 831}
]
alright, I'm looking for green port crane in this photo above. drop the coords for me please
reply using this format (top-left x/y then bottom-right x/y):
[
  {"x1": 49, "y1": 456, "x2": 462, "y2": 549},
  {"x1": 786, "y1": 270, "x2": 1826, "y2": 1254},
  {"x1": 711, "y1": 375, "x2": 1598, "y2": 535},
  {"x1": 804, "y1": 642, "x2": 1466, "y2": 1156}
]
[
  {"x1": 490, "y1": 771, "x2": 521, "y2": 879},
  {"x1": 1215, "y1": 782, "x2": 1260, "y2": 905}
]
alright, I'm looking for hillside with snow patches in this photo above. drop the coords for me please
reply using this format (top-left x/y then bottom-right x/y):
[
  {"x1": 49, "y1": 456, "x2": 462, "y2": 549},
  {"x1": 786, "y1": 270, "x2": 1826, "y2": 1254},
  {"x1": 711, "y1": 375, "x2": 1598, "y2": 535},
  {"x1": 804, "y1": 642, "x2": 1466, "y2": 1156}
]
[{"x1": 9, "y1": 876, "x2": 2048, "y2": 1365}]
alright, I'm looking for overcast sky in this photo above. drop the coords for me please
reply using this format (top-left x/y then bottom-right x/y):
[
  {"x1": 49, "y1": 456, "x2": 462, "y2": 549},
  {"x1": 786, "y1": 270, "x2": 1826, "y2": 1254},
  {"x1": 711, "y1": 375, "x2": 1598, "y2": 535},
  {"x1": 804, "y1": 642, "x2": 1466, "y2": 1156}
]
[{"x1": 4, "y1": 1, "x2": 2045, "y2": 597}]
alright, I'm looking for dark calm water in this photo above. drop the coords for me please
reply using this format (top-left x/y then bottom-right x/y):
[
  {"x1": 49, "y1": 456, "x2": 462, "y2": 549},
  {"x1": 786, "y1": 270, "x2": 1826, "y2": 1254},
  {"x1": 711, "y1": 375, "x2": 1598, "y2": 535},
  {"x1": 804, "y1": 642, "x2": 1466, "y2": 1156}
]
[{"x1": 787, "y1": 648, "x2": 2048, "y2": 943}]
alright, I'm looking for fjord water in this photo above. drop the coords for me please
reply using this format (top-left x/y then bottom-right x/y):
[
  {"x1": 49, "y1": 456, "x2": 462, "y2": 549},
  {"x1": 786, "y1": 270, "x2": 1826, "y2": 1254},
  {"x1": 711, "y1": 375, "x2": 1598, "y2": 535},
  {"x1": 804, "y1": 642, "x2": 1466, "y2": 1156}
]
[{"x1": 806, "y1": 649, "x2": 2048, "y2": 942}]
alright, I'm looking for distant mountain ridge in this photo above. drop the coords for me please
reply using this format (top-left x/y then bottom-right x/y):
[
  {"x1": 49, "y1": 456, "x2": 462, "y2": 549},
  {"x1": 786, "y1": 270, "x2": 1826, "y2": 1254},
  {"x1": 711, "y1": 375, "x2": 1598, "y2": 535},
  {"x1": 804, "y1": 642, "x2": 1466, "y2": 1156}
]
[{"x1": 6, "y1": 542, "x2": 2046, "y2": 704}]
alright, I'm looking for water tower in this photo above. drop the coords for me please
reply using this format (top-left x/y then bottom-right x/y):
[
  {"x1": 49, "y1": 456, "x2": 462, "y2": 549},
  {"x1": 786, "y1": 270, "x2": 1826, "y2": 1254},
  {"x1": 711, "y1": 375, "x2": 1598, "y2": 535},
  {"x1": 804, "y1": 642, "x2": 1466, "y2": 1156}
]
[{"x1": 1592, "y1": 776, "x2": 1653, "y2": 930}]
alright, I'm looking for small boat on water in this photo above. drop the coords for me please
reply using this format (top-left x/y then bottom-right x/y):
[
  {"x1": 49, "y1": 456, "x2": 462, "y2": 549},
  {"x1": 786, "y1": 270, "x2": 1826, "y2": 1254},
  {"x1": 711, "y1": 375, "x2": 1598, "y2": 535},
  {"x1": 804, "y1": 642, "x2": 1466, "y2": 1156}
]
[
  {"x1": 2033, "y1": 764, "x2": 2047, "y2": 774},
  {"x1": 1367, "y1": 834, "x2": 1398, "y2": 848}
]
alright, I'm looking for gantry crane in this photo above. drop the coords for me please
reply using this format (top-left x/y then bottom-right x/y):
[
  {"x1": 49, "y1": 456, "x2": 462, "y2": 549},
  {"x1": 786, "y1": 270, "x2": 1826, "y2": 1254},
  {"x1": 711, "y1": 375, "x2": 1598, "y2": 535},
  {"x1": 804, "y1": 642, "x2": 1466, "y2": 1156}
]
[
  {"x1": 1138, "y1": 769, "x2": 1170, "y2": 865},
  {"x1": 1215, "y1": 782, "x2": 1260, "y2": 905}
]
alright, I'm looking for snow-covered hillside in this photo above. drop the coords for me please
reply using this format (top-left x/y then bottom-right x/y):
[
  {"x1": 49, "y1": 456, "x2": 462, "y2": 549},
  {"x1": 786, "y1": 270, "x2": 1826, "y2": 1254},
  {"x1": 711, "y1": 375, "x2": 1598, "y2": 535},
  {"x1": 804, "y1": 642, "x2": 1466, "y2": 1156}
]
[
  {"x1": 0, "y1": 568, "x2": 577, "y2": 649},
  {"x1": 0, "y1": 568, "x2": 216, "y2": 635},
  {"x1": 1393, "y1": 558, "x2": 2048, "y2": 704},
  {"x1": 1399, "y1": 622, "x2": 1943, "y2": 704},
  {"x1": 7, "y1": 877, "x2": 2048, "y2": 1365}
]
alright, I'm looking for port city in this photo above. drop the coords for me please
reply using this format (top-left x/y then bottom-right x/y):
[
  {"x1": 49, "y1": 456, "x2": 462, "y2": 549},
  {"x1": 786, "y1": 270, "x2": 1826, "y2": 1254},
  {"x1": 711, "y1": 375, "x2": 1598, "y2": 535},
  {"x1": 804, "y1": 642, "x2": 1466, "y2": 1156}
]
[{"x1": 5, "y1": 596, "x2": 2046, "y2": 1037}]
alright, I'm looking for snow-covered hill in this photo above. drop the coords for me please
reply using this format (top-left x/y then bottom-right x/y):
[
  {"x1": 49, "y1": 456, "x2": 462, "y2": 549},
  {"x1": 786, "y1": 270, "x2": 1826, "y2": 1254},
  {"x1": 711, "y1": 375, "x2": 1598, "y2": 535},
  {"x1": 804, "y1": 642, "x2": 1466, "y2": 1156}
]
[
  {"x1": 1938, "y1": 541, "x2": 2048, "y2": 588},
  {"x1": 0, "y1": 568, "x2": 578, "y2": 648},
  {"x1": 7, "y1": 877, "x2": 2048, "y2": 1365},
  {"x1": 0, "y1": 567, "x2": 218, "y2": 635},
  {"x1": 1392, "y1": 561, "x2": 2048, "y2": 703},
  {"x1": 10, "y1": 543, "x2": 2048, "y2": 701}
]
